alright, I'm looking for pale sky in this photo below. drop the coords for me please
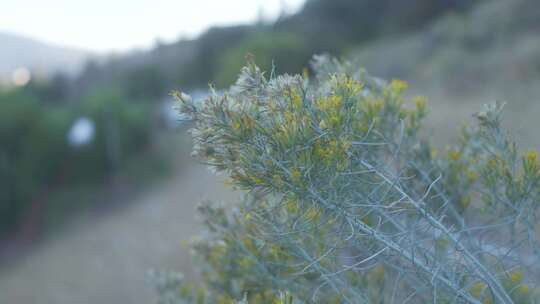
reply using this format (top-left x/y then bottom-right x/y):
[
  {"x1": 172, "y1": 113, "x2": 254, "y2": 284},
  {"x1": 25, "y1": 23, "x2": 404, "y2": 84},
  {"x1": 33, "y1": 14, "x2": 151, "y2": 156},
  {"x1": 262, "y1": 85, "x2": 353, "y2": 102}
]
[{"x1": 1, "y1": 0, "x2": 306, "y2": 53}]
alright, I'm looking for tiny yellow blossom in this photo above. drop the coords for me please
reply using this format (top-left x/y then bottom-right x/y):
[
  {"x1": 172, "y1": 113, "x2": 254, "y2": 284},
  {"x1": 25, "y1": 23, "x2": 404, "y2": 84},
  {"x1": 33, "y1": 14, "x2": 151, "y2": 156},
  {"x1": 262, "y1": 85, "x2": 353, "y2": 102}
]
[
  {"x1": 373, "y1": 99, "x2": 384, "y2": 111},
  {"x1": 448, "y1": 150, "x2": 461, "y2": 161},
  {"x1": 370, "y1": 265, "x2": 385, "y2": 283},
  {"x1": 517, "y1": 284, "x2": 529, "y2": 295},
  {"x1": 483, "y1": 298, "x2": 493, "y2": 304},
  {"x1": 238, "y1": 257, "x2": 254, "y2": 268},
  {"x1": 430, "y1": 148, "x2": 438, "y2": 159},
  {"x1": 243, "y1": 237, "x2": 257, "y2": 252},
  {"x1": 470, "y1": 282, "x2": 487, "y2": 299},
  {"x1": 318, "y1": 95, "x2": 343, "y2": 112},
  {"x1": 344, "y1": 77, "x2": 363, "y2": 95},
  {"x1": 290, "y1": 90, "x2": 302, "y2": 109},
  {"x1": 526, "y1": 150, "x2": 538, "y2": 162},
  {"x1": 487, "y1": 158, "x2": 498, "y2": 167},
  {"x1": 305, "y1": 207, "x2": 320, "y2": 221},
  {"x1": 360, "y1": 216, "x2": 372, "y2": 227},
  {"x1": 329, "y1": 113, "x2": 342, "y2": 127},
  {"x1": 390, "y1": 79, "x2": 409, "y2": 93},
  {"x1": 524, "y1": 150, "x2": 539, "y2": 169},
  {"x1": 269, "y1": 244, "x2": 283, "y2": 258},
  {"x1": 329, "y1": 95, "x2": 343, "y2": 109},
  {"x1": 336, "y1": 160, "x2": 348, "y2": 171},
  {"x1": 272, "y1": 174, "x2": 284, "y2": 187},
  {"x1": 223, "y1": 178, "x2": 234, "y2": 186},
  {"x1": 341, "y1": 139, "x2": 352, "y2": 150},
  {"x1": 509, "y1": 270, "x2": 524, "y2": 284},
  {"x1": 290, "y1": 168, "x2": 302, "y2": 184},
  {"x1": 461, "y1": 196, "x2": 471, "y2": 209},
  {"x1": 414, "y1": 95, "x2": 427, "y2": 112},
  {"x1": 465, "y1": 170, "x2": 478, "y2": 182},
  {"x1": 285, "y1": 199, "x2": 299, "y2": 213},
  {"x1": 284, "y1": 112, "x2": 295, "y2": 124},
  {"x1": 302, "y1": 67, "x2": 309, "y2": 79},
  {"x1": 252, "y1": 176, "x2": 265, "y2": 185}
]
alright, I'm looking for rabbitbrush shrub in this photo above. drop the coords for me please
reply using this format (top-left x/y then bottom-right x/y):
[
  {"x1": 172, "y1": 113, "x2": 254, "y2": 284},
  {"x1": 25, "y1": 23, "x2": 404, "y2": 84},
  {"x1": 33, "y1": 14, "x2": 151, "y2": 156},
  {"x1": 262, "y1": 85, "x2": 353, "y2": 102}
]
[{"x1": 154, "y1": 56, "x2": 540, "y2": 303}]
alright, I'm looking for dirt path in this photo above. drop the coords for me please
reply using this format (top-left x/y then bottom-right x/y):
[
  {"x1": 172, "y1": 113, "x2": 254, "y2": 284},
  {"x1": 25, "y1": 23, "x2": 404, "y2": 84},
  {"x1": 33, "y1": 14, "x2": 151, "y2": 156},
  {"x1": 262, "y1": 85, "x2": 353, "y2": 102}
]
[{"x1": 0, "y1": 158, "x2": 237, "y2": 304}]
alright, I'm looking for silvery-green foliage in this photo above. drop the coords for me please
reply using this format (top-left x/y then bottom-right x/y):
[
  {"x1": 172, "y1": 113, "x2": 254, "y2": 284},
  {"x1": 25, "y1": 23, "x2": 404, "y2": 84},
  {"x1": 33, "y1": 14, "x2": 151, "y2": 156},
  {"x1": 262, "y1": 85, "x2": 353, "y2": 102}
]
[
  {"x1": 147, "y1": 270, "x2": 190, "y2": 304},
  {"x1": 160, "y1": 56, "x2": 540, "y2": 303}
]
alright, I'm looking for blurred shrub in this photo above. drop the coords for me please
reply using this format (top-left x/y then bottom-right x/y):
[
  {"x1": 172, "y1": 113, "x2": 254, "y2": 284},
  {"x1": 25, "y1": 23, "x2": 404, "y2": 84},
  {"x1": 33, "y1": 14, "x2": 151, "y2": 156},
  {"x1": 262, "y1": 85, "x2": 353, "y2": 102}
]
[
  {"x1": 73, "y1": 88, "x2": 153, "y2": 180},
  {"x1": 352, "y1": 0, "x2": 540, "y2": 98},
  {"x1": 156, "y1": 57, "x2": 540, "y2": 303},
  {"x1": 123, "y1": 65, "x2": 167, "y2": 99},
  {"x1": 185, "y1": 26, "x2": 256, "y2": 88},
  {"x1": 0, "y1": 87, "x2": 153, "y2": 237},
  {"x1": 63, "y1": 0, "x2": 481, "y2": 95},
  {"x1": 215, "y1": 32, "x2": 308, "y2": 87},
  {"x1": 0, "y1": 90, "x2": 70, "y2": 233}
]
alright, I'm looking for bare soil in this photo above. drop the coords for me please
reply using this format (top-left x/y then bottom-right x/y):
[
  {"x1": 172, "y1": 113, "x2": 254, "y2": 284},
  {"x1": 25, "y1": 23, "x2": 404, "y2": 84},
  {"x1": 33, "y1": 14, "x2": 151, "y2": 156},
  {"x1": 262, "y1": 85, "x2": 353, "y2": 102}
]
[{"x1": 0, "y1": 152, "x2": 237, "y2": 304}]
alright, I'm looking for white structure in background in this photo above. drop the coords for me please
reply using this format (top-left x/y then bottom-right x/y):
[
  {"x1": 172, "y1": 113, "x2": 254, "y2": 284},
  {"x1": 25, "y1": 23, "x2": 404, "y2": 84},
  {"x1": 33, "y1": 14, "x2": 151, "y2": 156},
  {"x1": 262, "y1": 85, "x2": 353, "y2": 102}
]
[
  {"x1": 11, "y1": 67, "x2": 32, "y2": 87},
  {"x1": 67, "y1": 117, "x2": 95, "y2": 147}
]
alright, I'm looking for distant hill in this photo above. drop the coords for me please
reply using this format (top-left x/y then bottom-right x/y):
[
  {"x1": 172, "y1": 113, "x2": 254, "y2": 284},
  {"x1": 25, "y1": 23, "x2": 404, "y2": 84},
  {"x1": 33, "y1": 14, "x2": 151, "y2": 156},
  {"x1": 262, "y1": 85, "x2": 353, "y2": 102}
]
[
  {"x1": 20, "y1": 0, "x2": 480, "y2": 102},
  {"x1": 67, "y1": 0, "x2": 477, "y2": 99},
  {"x1": 351, "y1": 0, "x2": 540, "y2": 99},
  {"x1": 71, "y1": 25, "x2": 251, "y2": 99},
  {"x1": 0, "y1": 32, "x2": 92, "y2": 81}
]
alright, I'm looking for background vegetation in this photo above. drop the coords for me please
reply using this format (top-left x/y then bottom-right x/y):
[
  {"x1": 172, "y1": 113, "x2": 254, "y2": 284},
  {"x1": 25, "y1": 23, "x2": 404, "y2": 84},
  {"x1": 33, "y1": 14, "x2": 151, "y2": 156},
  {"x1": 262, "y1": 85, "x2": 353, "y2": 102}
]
[
  {"x1": 0, "y1": 86, "x2": 161, "y2": 238},
  {"x1": 1, "y1": 0, "x2": 490, "y2": 241}
]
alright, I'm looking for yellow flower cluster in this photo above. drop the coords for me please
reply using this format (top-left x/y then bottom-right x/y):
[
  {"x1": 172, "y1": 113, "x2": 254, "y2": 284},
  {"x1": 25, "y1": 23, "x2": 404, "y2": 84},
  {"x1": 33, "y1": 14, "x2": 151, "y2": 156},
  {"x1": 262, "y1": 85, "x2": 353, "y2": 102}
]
[
  {"x1": 524, "y1": 149, "x2": 539, "y2": 172},
  {"x1": 390, "y1": 79, "x2": 409, "y2": 93}
]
